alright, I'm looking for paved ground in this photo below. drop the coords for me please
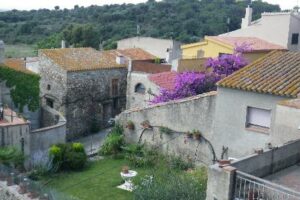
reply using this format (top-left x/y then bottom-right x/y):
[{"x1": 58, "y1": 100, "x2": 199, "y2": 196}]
[
  {"x1": 73, "y1": 128, "x2": 111, "y2": 156},
  {"x1": 266, "y1": 163, "x2": 300, "y2": 192}
]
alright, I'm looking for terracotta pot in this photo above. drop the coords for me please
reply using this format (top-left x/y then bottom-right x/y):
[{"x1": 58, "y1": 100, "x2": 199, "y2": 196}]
[
  {"x1": 127, "y1": 124, "x2": 134, "y2": 130},
  {"x1": 18, "y1": 184, "x2": 27, "y2": 194},
  {"x1": 6, "y1": 177, "x2": 13, "y2": 186},
  {"x1": 218, "y1": 159, "x2": 231, "y2": 167},
  {"x1": 28, "y1": 192, "x2": 39, "y2": 199},
  {"x1": 122, "y1": 166, "x2": 129, "y2": 174}
]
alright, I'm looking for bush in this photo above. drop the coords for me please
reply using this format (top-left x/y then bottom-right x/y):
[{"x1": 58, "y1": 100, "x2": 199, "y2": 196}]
[
  {"x1": 72, "y1": 143, "x2": 85, "y2": 153},
  {"x1": 49, "y1": 143, "x2": 87, "y2": 171},
  {"x1": 133, "y1": 169, "x2": 207, "y2": 200},
  {"x1": 168, "y1": 155, "x2": 194, "y2": 171},
  {"x1": 110, "y1": 123, "x2": 124, "y2": 135},
  {"x1": 123, "y1": 144, "x2": 160, "y2": 168},
  {"x1": 99, "y1": 133, "x2": 124, "y2": 156},
  {"x1": 64, "y1": 151, "x2": 87, "y2": 171},
  {"x1": 0, "y1": 147, "x2": 24, "y2": 169}
]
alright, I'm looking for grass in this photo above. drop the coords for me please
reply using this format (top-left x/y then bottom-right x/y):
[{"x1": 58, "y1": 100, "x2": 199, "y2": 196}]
[
  {"x1": 41, "y1": 158, "x2": 153, "y2": 200},
  {"x1": 5, "y1": 44, "x2": 37, "y2": 58}
]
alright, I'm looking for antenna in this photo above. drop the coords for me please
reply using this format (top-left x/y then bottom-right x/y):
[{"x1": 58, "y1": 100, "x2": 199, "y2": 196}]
[{"x1": 136, "y1": 24, "x2": 140, "y2": 36}]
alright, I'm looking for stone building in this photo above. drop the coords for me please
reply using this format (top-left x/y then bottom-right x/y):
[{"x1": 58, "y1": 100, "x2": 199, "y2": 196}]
[{"x1": 39, "y1": 48, "x2": 127, "y2": 138}]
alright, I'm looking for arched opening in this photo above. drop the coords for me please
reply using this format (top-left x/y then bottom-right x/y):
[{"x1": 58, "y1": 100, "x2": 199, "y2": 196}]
[{"x1": 134, "y1": 83, "x2": 146, "y2": 94}]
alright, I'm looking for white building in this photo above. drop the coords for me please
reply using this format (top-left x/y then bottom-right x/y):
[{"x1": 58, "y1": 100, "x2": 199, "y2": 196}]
[
  {"x1": 221, "y1": 6, "x2": 300, "y2": 51},
  {"x1": 117, "y1": 37, "x2": 182, "y2": 63}
]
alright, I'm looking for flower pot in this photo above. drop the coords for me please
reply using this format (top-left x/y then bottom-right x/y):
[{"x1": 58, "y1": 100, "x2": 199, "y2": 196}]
[
  {"x1": 218, "y1": 159, "x2": 231, "y2": 167},
  {"x1": 122, "y1": 166, "x2": 129, "y2": 174},
  {"x1": 127, "y1": 124, "x2": 134, "y2": 130}
]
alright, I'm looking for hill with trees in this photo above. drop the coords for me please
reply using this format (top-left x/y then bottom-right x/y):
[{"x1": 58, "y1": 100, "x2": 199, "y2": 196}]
[{"x1": 0, "y1": 0, "x2": 280, "y2": 50}]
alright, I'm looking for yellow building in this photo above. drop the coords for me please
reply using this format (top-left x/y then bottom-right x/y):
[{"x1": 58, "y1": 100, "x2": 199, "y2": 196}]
[{"x1": 181, "y1": 36, "x2": 286, "y2": 62}]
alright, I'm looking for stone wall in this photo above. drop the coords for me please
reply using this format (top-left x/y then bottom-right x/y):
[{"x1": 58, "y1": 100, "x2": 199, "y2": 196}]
[
  {"x1": 117, "y1": 91, "x2": 217, "y2": 165},
  {"x1": 66, "y1": 68, "x2": 127, "y2": 138},
  {"x1": 39, "y1": 52, "x2": 68, "y2": 114},
  {"x1": 30, "y1": 106, "x2": 66, "y2": 155},
  {"x1": 0, "y1": 181, "x2": 32, "y2": 200}
]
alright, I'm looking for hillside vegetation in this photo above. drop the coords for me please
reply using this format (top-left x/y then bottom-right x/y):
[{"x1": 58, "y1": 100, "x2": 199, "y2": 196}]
[{"x1": 0, "y1": 0, "x2": 280, "y2": 50}]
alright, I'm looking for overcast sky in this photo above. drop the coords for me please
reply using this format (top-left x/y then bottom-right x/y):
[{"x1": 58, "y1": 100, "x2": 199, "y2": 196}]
[{"x1": 0, "y1": 0, "x2": 297, "y2": 11}]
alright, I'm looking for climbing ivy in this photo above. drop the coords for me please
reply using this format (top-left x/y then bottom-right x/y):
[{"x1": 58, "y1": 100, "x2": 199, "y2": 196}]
[{"x1": 0, "y1": 65, "x2": 40, "y2": 112}]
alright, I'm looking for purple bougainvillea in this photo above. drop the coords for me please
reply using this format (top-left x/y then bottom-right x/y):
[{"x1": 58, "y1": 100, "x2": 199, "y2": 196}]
[{"x1": 151, "y1": 44, "x2": 250, "y2": 104}]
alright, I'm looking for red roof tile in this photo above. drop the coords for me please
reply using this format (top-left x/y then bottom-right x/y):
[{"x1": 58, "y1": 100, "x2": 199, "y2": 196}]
[{"x1": 148, "y1": 71, "x2": 177, "y2": 90}]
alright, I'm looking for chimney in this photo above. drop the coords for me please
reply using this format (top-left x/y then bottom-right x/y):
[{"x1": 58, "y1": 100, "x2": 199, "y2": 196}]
[
  {"x1": 116, "y1": 55, "x2": 126, "y2": 65},
  {"x1": 0, "y1": 40, "x2": 4, "y2": 64},
  {"x1": 61, "y1": 40, "x2": 66, "y2": 48},
  {"x1": 128, "y1": 59, "x2": 132, "y2": 72},
  {"x1": 241, "y1": 5, "x2": 253, "y2": 29}
]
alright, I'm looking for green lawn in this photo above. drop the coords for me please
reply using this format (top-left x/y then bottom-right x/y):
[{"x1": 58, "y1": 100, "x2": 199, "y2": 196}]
[
  {"x1": 5, "y1": 44, "x2": 37, "y2": 58},
  {"x1": 41, "y1": 158, "x2": 152, "y2": 200}
]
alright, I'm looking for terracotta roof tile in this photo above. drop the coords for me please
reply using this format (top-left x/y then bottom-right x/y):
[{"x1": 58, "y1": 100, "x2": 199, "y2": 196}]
[
  {"x1": 217, "y1": 51, "x2": 300, "y2": 97},
  {"x1": 207, "y1": 36, "x2": 286, "y2": 52},
  {"x1": 3, "y1": 58, "x2": 32, "y2": 74},
  {"x1": 116, "y1": 48, "x2": 156, "y2": 60},
  {"x1": 148, "y1": 71, "x2": 177, "y2": 90},
  {"x1": 132, "y1": 61, "x2": 171, "y2": 74},
  {"x1": 40, "y1": 48, "x2": 126, "y2": 72}
]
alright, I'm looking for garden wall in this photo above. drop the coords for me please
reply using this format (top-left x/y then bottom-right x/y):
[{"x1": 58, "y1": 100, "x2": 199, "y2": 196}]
[
  {"x1": 30, "y1": 106, "x2": 66, "y2": 156},
  {"x1": 117, "y1": 91, "x2": 217, "y2": 165}
]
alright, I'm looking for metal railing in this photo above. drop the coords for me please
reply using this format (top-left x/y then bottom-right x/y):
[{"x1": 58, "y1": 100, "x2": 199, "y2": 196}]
[{"x1": 234, "y1": 171, "x2": 300, "y2": 200}]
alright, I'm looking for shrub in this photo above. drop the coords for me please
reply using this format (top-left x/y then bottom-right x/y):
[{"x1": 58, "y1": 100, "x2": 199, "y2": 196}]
[
  {"x1": 168, "y1": 155, "x2": 194, "y2": 171},
  {"x1": 110, "y1": 123, "x2": 124, "y2": 135},
  {"x1": 99, "y1": 133, "x2": 124, "y2": 156},
  {"x1": 0, "y1": 147, "x2": 24, "y2": 168},
  {"x1": 28, "y1": 151, "x2": 55, "y2": 180},
  {"x1": 133, "y1": 169, "x2": 207, "y2": 200},
  {"x1": 49, "y1": 143, "x2": 87, "y2": 171},
  {"x1": 64, "y1": 151, "x2": 87, "y2": 171},
  {"x1": 123, "y1": 145, "x2": 160, "y2": 168},
  {"x1": 72, "y1": 143, "x2": 85, "y2": 153}
]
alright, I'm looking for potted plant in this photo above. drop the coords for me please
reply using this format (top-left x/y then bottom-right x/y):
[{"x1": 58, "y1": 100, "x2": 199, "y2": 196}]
[
  {"x1": 185, "y1": 131, "x2": 193, "y2": 139},
  {"x1": 141, "y1": 120, "x2": 151, "y2": 129},
  {"x1": 193, "y1": 130, "x2": 201, "y2": 140},
  {"x1": 126, "y1": 121, "x2": 135, "y2": 130},
  {"x1": 122, "y1": 166, "x2": 129, "y2": 174}
]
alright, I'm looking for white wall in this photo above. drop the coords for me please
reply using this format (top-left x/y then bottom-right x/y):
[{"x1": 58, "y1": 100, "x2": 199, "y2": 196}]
[
  {"x1": 126, "y1": 72, "x2": 160, "y2": 109},
  {"x1": 221, "y1": 13, "x2": 294, "y2": 49}
]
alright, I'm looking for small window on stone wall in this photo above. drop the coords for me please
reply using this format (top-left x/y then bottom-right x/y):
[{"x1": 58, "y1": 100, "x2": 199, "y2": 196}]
[
  {"x1": 47, "y1": 84, "x2": 51, "y2": 90},
  {"x1": 135, "y1": 83, "x2": 146, "y2": 94}
]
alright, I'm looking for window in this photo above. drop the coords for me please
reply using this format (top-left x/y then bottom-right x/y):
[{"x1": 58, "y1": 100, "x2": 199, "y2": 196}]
[
  {"x1": 111, "y1": 79, "x2": 119, "y2": 96},
  {"x1": 47, "y1": 84, "x2": 51, "y2": 90},
  {"x1": 292, "y1": 33, "x2": 299, "y2": 45},
  {"x1": 134, "y1": 83, "x2": 146, "y2": 94},
  {"x1": 46, "y1": 98, "x2": 54, "y2": 108},
  {"x1": 246, "y1": 107, "x2": 271, "y2": 131}
]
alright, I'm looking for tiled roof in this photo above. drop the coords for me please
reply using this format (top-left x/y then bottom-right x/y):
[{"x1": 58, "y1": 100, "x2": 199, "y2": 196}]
[
  {"x1": 40, "y1": 48, "x2": 126, "y2": 72},
  {"x1": 117, "y1": 48, "x2": 156, "y2": 60},
  {"x1": 207, "y1": 36, "x2": 286, "y2": 52},
  {"x1": 148, "y1": 71, "x2": 177, "y2": 90},
  {"x1": 132, "y1": 60, "x2": 171, "y2": 74},
  {"x1": 217, "y1": 51, "x2": 300, "y2": 98},
  {"x1": 3, "y1": 58, "x2": 32, "y2": 73}
]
